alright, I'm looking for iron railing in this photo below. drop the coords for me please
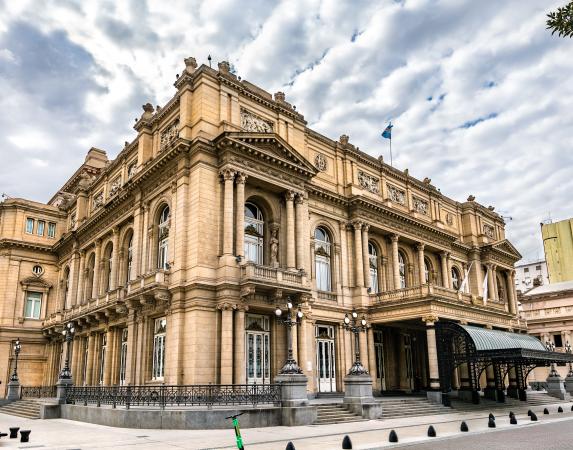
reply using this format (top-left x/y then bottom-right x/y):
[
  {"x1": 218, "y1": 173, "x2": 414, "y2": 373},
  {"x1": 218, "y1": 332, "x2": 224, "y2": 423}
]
[
  {"x1": 64, "y1": 384, "x2": 282, "y2": 409},
  {"x1": 20, "y1": 385, "x2": 57, "y2": 399}
]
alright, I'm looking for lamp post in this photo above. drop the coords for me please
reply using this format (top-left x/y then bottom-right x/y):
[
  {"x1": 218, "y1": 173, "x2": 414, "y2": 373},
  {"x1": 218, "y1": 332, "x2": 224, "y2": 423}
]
[
  {"x1": 344, "y1": 310, "x2": 368, "y2": 376},
  {"x1": 10, "y1": 338, "x2": 22, "y2": 382},
  {"x1": 565, "y1": 341, "x2": 573, "y2": 377},
  {"x1": 546, "y1": 340, "x2": 558, "y2": 377},
  {"x1": 59, "y1": 323, "x2": 76, "y2": 380},
  {"x1": 275, "y1": 298, "x2": 303, "y2": 374}
]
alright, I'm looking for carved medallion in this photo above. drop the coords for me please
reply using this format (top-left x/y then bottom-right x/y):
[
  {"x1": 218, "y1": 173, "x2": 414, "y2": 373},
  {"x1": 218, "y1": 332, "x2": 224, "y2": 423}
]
[
  {"x1": 387, "y1": 184, "x2": 405, "y2": 205},
  {"x1": 358, "y1": 170, "x2": 379, "y2": 193},
  {"x1": 240, "y1": 108, "x2": 273, "y2": 133},
  {"x1": 314, "y1": 153, "x2": 327, "y2": 172},
  {"x1": 413, "y1": 197, "x2": 428, "y2": 215},
  {"x1": 483, "y1": 224, "x2": 494, "y2": 238},
  {"x1": 109, "y1": 177, "x2": 121, "y2": 196}
]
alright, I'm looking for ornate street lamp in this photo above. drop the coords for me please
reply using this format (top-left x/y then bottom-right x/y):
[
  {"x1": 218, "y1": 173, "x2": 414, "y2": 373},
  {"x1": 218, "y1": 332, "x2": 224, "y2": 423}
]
[
  {"x1": 59, "y1": 323, "x2": 76, "y2": 380},
  {"x1": 275, "y1": 298, "x2": 303, "y2": 374},
  {"x1": 546, "y1": 340, "x2": 558, "y2": 377},
  {"x1": 344, "y1": 310, "x2": 368, "y2": 375},
  {"x1": 565, "y1": 341, "x2": 573, "y2": 377},
  {"x1": 10, "y1": 338, "x2": 22, "y2": 382}
]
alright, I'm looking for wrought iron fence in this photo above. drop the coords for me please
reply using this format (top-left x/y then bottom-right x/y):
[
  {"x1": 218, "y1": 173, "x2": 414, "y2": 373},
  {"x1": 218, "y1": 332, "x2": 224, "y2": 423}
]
[
  {"x1": 529, "y1": 381, "x2": 548, "y2": 391},
  {"x1": 64, "y1": 384, "x2": 282, "y2": 409},
  {"x1": 20, "y1": 385, "x2": 57, "y2": 399}
]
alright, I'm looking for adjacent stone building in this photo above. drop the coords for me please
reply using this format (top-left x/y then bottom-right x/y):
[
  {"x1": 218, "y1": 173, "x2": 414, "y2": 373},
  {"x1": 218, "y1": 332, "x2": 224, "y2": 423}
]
[
  {"x1": 0, "y1": 58, "x2": 523, "y2": 399},
  {"x1": 542, "y1": 218, "x2": 573, "y2": 283}
]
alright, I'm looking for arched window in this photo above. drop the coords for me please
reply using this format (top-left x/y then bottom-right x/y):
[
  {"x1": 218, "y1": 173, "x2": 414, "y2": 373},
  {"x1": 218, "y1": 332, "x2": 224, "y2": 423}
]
[
  {"x1": 398, "y1": 251, "x2": 407, "y2": 288},
  {"x1": 86, "y1": 253, "x2": 95, "y2": 301},
  {"x1": 424, "y1": 257, "x2": 431, "y2": 284},
  {"x1": 315, "y1": 227, "x2": 332, "y2": 292},
  {"x1": 497, "y1": 274, "x2": 506, "y2": 301},
  {"x1": 451, "y1": 267, "x2": 461, "y2": 290},
  {"x1": 368, "y1": 242, "x2": 379, "y2": 293},
  {"x1": 244, "y1": 203, "x2": 264, "y2": 264},
  {"x1": 103, "y1": 243, "x2": 113, "y2": 292},
  {"x1": 125, "y1": 234, "x2": 133, "y2": 284},
  {"x1": 158, "y1": 205, "x2": 170, "y2": 270},
  {"x1": 63, "y1": 266, "x2": 70, "y2": 308}
]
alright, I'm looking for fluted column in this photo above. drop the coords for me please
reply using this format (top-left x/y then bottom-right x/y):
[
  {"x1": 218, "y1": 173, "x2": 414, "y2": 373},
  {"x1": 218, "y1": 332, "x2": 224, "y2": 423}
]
[
  {"x1": 298, "y1": 315, "x2": 309, "y2": 380},
  {"x1": 353, "y1": 221, "x2": 364, "y2": 287},
  {"x1": 85, "y1": 333, "x2": 95, "y2": 385},
  {"x1": 423, "y1": 315, "x2": 440, "y2": 390},
  {"x1": 131, "y1": 204, "x2": 142, "y2": 279},
  {"x1": 339, "y1": 222, "x2": 349, "y2": 287},
  {"x1": 109, "y1": 227, "x2": 120, "y2": 291},
  {"x1": 367, "y1": 327, "x2": 378, "y2": 390},
  {"x1": 219, "y1": 303, "x2": 234, "y2": 384},
  {"x1": 285, "y1": 191, "x2": 296, "y2": 269},
  {"x1": 487, "y1": 263, "x2": 495, "y2": 301},
  {"x1": 234, "y1": 305, "x2": 247, "y2": 384},
  {"x1": 235, "y1": 173, "x2": 247, "y2": 259},
  {"x1": 76, "y1": 251, "x2": 86, "y2": 306},
  {"x1": 507, "y1": 270, "x2": 517, "y2": 314},
  {"x1": 103, "y1": 329, "x2": 113, "y2": 385},
  {"x1": 359, "y1": 329, "x2": 368, "y2": 372},
  {"x1": 440, "y1": 251, "x2": 449, "y2": 288},
  {"x1": 391, "y1": 234, "x2": 400, "y2": 289},
  {"x1": 68, "y1": 252, "x2": 80, "y2": 309},
  {"x1": 362, "y1": 224, "x2": 370, "y2": 289},
  {"x1": 295, "y1": 194, "x2": 305, "y2": 271},
  {"x1": 92, "y1": 240, "x2": 102, "y2": 299},
  {"x1": 417, "y1": 243, "x2": 426, "y2": 285},
  {"x1": 221, "y1": 169, "x2": 236, "y2": 255}
]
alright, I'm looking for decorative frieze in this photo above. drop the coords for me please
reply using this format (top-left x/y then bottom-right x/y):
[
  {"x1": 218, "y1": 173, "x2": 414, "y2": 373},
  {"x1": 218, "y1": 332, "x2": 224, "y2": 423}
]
[
  {"x1": 93, "y1": 191, "x2": 104, "y2": 209},
  {"x1": 483, "y1": 224, "x2": 495, "y2": 238},
  {"x1": 413, "y1": 197, "x2": 429, "y2": 215},
  {"x1": 127, "y1": 162, "x2": 137, "y2": 179},
  {"x1": 240, "y1": 108, "x2": 273, "y2": 133},
  {"x1": 446, "y1": 213, "x2": 454, "y2": 226},
  {"x1": 387, "y1": 184, "x2": 406, "y2": 205},
  {"x1": 109, "y1": 177, "x2": 121, "y2": 197},
  {"x1": 314, "y1": 153, "x2": 327, "y2": 172},
  {"x1": 358, "y1": 170, "x2": 379, "y2": 193},
  {"x1": 160, "y1": 119, "x2": 179, "y2": 151}
]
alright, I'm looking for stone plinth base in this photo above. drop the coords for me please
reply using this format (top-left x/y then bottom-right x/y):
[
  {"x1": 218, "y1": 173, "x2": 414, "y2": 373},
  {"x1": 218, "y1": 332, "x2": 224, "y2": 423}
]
[
  {"x1": 343, "y1": 374, "x2": 382, "y2": 419},
  {"x1": 6, "y1": 380, "x2": 20, "y2": 401},
  {"x1": 426, "y1": 390, "x2": 442, "y2": 405},
  {"x1": 565, "y1": 376, "x2": 573, "y2": 395},
  {"x1": 458, "y1": 388, "x2": 480, "y2": 404},
  {"x1": 506, "y1": 386, "x2": 519, "y2": 399},
  {"x1": 56, "y1": 378, "x2": 73, "y2": 404},
  {"x1": 546, "y1": 375, "x2": 567, "y2": 400},
  {"x1": 274, "y1": 373, "x2": 309, "y2": 407}
]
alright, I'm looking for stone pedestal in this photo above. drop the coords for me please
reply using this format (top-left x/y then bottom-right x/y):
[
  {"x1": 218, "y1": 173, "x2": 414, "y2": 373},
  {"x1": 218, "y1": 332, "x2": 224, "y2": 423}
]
[
  {"x1": 343, "y1": 374, "x2": 382, "y2": 419},
  {"x1": 458, "y1": 388, "x2": 480, "y2": 404},
  {"x1": 274, "y1": 373, "x2": 309, "y2": 407},
  {"x1": 426, "y1": 390, "x2": 443, "y2": 405},
  {"x1": 6, "y1": 380, "x2": 20, "y2": 401},
  {"x1": 56, "y1": 378, "x2": 73, "y2": 404},
  {"x1": 565, "y1": 375, "x2": 573, "y2": 396},
  {"x1": 546, "y1": 374, "x2": 567, "y2": 400}
]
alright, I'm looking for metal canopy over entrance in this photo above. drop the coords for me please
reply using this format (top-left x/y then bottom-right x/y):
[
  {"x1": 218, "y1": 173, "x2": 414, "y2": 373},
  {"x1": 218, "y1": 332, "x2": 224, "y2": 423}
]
[{"x1": 435, "y1": 321, "x2": 573, "y2": 404}]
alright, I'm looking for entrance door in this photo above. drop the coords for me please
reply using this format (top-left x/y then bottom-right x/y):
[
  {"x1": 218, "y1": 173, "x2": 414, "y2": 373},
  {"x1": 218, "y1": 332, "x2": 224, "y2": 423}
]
[
  {"x1": 316, "y1": 325, "x2": 336, "y2": 393},
  {"x1": 403, "y1": 333, "x2": 414, "y2": 390},
  {"x1": 245, "y1": 314, "x2": 270, "y2": 384},
  {"x1": 374, "y1": 330, "x2": 386, "y2": 391}
]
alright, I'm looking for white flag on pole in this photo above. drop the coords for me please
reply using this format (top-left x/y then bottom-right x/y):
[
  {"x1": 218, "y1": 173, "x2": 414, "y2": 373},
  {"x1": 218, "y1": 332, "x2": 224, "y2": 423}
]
[
  {"x1": 458, "y1": 261, "x2": 474, "y2": 293},
  {"x1": 482, "y1": 267, "x2": 489, "y2": 305}
]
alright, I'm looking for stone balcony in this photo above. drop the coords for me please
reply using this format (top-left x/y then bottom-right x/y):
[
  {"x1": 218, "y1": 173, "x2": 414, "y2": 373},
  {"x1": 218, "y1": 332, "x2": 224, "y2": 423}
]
[{"x1": 240, "y1": 262, "x2": 311, "y2": 297}]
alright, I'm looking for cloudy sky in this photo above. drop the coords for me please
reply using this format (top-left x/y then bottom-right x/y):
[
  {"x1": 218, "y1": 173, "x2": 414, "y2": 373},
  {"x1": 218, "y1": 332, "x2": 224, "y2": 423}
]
[{"x1": 1, "y1": 0, "x2": 571, "y2": 262}]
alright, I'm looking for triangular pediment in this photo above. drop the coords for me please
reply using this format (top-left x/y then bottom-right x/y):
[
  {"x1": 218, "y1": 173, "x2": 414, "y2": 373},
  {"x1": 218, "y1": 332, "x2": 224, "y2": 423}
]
[
  {"x1": 20, "y1": 276, "x2": 52, "y2": 289},
  {"x1": 490, "y1": 239, "x2": 522, "y2": 259},
  {"x1": 216, "y1": 132, "x2": 318, "y2": 178}
]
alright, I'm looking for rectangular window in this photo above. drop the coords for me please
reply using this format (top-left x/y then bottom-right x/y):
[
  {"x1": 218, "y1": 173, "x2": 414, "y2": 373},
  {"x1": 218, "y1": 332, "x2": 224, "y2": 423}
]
[
  {"x1": 24, "y1": 292, "x2": 42, "y2": 319},
  {"x1": 554, "y1": 334, "x2": 563, "y2": 348},
  {"x1": 47, "y1": 222, "x2": 56, "y2": 238},
  {"x1": 524, "y1": 268, "x2": 529, "y2": 273},
  {"x1": 37, "y1": 220, "x2": 45, "y2": 236},
  {"x1": 25, "y1": 218, "x2": 34, "y2": 234},
  {"x1": 535, "y1": 265, "x2": 541, "y2": 271},
  {"x1": 119, "y1": 329, "x2": 128, "y2": 385},
  {"x1": 152, "y1": 318, "x2": 167, "y2": 380}
]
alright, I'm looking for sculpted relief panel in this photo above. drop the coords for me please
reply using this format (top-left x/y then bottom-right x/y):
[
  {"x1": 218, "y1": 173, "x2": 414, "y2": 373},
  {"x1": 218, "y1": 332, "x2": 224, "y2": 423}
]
[
  {"x1": 412, "y1": 196, "x2": 429, "y2": 215},
  {"x1": 483, "y1": 224, "x2": 495, "y2": 238},
  {"x1": 358, "y1": 170, "x2": 379, "y2": 193},
  {"x1": 387, "y1": 184, "x2": 406, "y2": 205},
  {"x1": 240, "y1": 108, "x2": 274, "y2": 133}
]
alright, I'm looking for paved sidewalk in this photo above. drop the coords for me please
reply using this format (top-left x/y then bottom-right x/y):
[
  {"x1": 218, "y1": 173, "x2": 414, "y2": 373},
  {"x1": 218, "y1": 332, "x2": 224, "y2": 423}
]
[{"x1": 0, "y1": 400, "x2": 571, "y2": 449}]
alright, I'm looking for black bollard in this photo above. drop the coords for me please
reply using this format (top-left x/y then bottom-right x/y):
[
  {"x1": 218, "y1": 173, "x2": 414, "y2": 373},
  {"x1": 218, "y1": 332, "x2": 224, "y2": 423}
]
[
  {"x1": 389, "y1": 430, "x2": 399, "y2": 443},
  {"x1": 527, "y1": 409, "x2": 533, "y2": 417},
  {"x1": 427, "y1": 425, "x2": 436, "y2": 437},
  {"x1": 19, "y1": 430, "x2": 31, "y2": 443},
  {"x1": 0, "y1": 432, "x2": 8, "y2": 439},
  {"x1": 9, "y1": 427, "x2": 19, "y2": 439},
  {"x1": 571, "y1": 405, "x2": 573, "y2": 412},
  {"x1": 510, "y1": 416, "x2": 517, "y2": 425},
  {"x1": 488, "y1": 417, "x2": 496, "y2": 428},
  {"x1": 342, "y1": 435, "x2": 352, "y2": 449},
  {"x1": 286, "y1": 442, "x2": 296, "y2": 450},
  {"x1": 489, "y1": 413, "x2": 495, "y2": 421},
  {"x1": 509, "y1": 411, "x2": 515, "y2": 418},
  {"x1": 460, "y1": 421, "x2": 469, "y2": 432},
  {"x1": 531, "y1": 412, "x2": 538, "y2": 421},
  {"x1": 558, "y1": 406, "x2": 563, "y2": 413},
  {"x1": 544, "y1": 408, "x2": 549, "y2": 415}
]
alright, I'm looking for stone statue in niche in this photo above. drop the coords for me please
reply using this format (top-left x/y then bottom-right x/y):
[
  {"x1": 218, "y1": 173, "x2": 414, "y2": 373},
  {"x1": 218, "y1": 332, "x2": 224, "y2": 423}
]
[{"x1": 270, "y1": 226, "x2": 279, "y2": 267}]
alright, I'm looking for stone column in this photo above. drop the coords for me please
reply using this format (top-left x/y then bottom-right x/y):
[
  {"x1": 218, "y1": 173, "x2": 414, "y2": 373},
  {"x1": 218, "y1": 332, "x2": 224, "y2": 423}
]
[
  {"x1": 233, "y1": 305, "x2": 247, "y2": 384},
  {"x1": 417, "y1": 243, "x2": 426, "y2": 285},
  {"x1": 506, "y1": 270, "x2": 517, "y2": 315},
  {"x1": 68, "y1": 252, "x2": 80, "y2": 309},
  {"x1": 125, "y1": 313, "x2": 137, "y2": 385},
  {"x1": 103, "y1": 329, "x2": 113, "y2": 385},
  {"x1": 109, "y1": 227, "x2": 120, "y2": 291},
  {"x1": 85, "y1": 333, "x2": 95, "y2": 385},
  {"x1": 76, "y1": 251, "x2": 86, "y2": 306},
  {"x1": 353, "y1": 221, "x2": 364, "y2": 287},
  {"x1": 362, "y1": 224, "x2": 370, "y2": 289},
  {"x1": 339, "y1": 222, "x2": 349, "y2": 287},
  {"x1": 295, "y1": 194, "x2": 306, "y2": 271},
  {"x1": 221, "y1": 169, "x2": 236, "y2": 255},
  {"x1": 391, "y1": 234, "x2": 400, "y2": 289},
  {"x1": 359, "y1": 330, "x2": 368, "y2": 372},
  {"x1": 367, "y1": 327, "x2": 378, "y2": 391},
  {"x1": 285, "y1": 191, "x2": 296, "y2": 269},
  {"x1": 219, "y1": 303, "x2": 234, "y2": 384},
  {"x1": 487, "y1": 263, "x2": 495, "y2": 301},
  {"x1": 298, "y1": 316, "x2": 309, "y2": 381},
  {"x1": 131, "y1": 204, "x2": 142, "y2": 279},
  {"x1": 235, "y1": 173, "x2": 247, "y2": 259},
  {"x1": 440, "y1": 252, "x2": 449, "y2": 288},
  {"x1": 423, "y1": 315, "x2": 441, "y2": 403},
  {"x1": 92, "y1": 240, "x2": 102, "y2": 300}
]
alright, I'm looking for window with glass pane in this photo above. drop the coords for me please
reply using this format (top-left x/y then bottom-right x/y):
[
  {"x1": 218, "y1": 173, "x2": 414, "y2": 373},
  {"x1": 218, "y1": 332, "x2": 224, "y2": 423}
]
[
  {"x1": 26, "y1": 218, "x2": 34, "y2": 234},
  {"x1": 451, "y1": 267, "x2": 460, "y2": 290},
  {"x1": 424, "y1": 258, "x2": 430, "y2": 284},
  {"x1": 244, "y1": 203, "x2": 264, "y2": 264},
  {"x1": 126, "y1": 236, "x2": 133, "y2": 283},
  {"x1": 24, "y1": 292, "x2": 42, "y2": 319},
  {"x1": 315, "y1": 227, "x2": 332, "y2": 291},
  {"x1": 368, "y1": 242, "x2": 379, "y2": 293},
  {"x1": 37, "y1": 220, "x2": 45, "y2": 236},
  {"x1": 398, "y1": 251, "x2": 406, "y2": 288},
  {"x1": 152, "y1": 317, "x2": 167, "y2": 380},
  {"x1": 119, "y1": 329, "x2": 128, "y2": 385},
  {"x1": 47, "y1": 222, "x2": 56, "y2": 238},
  {"x1": 158, "y1": 206, "x2": 170, "y2": 270}
]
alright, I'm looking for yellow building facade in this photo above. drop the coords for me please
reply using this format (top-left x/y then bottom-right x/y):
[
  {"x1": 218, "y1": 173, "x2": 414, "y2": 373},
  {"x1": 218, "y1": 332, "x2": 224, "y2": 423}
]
[
  {"x1": 542, "y1": 218, "x2": 573, "y2": 283},
  {"x1": 0, "y1": 58, "x2": 523, "y2": 398}
]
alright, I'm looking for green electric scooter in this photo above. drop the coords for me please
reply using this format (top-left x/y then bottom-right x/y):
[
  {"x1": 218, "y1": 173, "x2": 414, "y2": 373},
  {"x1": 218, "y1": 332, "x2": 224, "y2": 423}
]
[{"x1": 225, "y1": 412, "x2": 245, "y2": 449}]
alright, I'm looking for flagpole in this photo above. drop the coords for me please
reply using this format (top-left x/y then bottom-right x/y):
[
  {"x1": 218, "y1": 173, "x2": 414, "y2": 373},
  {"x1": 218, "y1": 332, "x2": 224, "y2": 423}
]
[{"x1": 390, "y1": 136, "x2": 392, "y2": 167}]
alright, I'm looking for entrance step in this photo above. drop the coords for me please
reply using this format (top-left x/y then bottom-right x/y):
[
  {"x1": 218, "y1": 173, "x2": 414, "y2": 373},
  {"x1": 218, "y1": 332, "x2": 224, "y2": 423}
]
[
  {"x1": 316, "y1": 392, "x2": 344, "y2": 399},
  {"x1": 0, "y1": 399, "x2": 42, "y2": 419},
  {"x1": 379, "y1": 397, "x2": 454, "y2": 419},
  {"x1": 313, "y1": 404, "x2": 365, "y2": 424}
]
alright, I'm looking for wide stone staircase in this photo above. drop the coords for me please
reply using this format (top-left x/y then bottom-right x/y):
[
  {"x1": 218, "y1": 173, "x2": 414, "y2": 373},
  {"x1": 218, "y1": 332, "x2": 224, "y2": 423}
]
[
  {"x1": 0, "y1": 399, "x2": 42, "y2": 419},
  {"x1": 313, "y1": 404, "x2": 365, "y2": 425},
  {"x1": 379, "y1": 396, "x2": 454, "y2": 419},
  {"x1": 451, "y1": 391, "x2": 572, "y2": 413}
]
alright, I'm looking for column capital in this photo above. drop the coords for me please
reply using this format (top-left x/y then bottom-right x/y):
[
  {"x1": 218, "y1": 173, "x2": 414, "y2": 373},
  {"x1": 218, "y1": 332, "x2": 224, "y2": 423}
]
[
  {"x1": 95, "y1": 239, "x2": 102, "y2": 248},
  {"x1": 440, "y1": 250, "x2": 449, "y2": 259},
  {"x1": 217, "y1": 302, "x2": 235, "y2": 311},
  {"x1": 112, "y1": 226, "x2": 120, "y2": 235},
  {"x1": 416, "y1": 242, "x2": 425, "y2": 252},
  {"x1": 351, "y1": 220, "x2": 363, "y2": 231},
  {"x1": 236, "y1": 172, "x2": 248, "y2": 184},
  {"x1": 362, "y1": 223, "x2": 370, "y2": 233},
  {"x1": 390, "y1": 233, "x2": 399, "y2": 243},
  {"x1": 422, "y1": 314, "x2": 439, "y2": 325},
  {"x1": 219, "y1": 168, "x2": 236, "y2": 181},
  {"x1": 294, "y1": 192, "x2": 305, "y2": 205},
  {"x1": 284, "y1": 190, "x2": 296, "y2": 202}
]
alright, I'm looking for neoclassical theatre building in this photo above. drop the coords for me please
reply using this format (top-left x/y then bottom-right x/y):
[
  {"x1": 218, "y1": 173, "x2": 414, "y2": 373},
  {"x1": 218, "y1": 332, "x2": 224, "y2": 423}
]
[{"x1": 0, "y1": 58, "x2": 524, "y2": 398}]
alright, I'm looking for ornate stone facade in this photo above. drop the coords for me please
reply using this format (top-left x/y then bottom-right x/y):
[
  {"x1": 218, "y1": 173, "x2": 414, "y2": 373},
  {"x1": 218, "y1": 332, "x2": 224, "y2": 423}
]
[{"x1": 0, "y1": 58, "x2": 522, "y2": 398}]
